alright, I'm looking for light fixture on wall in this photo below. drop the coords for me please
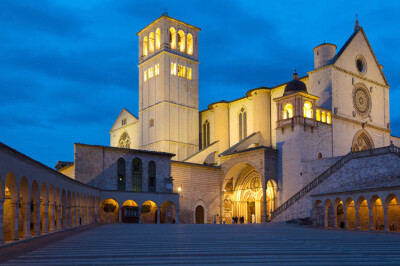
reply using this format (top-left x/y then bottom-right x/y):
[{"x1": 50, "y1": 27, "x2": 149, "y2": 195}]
[{"x1": 178, "y1": 186, "x2": 182, "y2": 192}]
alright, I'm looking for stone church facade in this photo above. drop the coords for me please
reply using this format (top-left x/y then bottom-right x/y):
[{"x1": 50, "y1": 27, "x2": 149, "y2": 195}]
[{"x1": 1, "y1": 15, "x2": 400, "y2": 244}]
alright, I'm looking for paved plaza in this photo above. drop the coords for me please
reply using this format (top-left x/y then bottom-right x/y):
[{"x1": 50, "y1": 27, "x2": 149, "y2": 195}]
[{"x1": 2, "y1": 223, "x2": 400, "y2": 265}]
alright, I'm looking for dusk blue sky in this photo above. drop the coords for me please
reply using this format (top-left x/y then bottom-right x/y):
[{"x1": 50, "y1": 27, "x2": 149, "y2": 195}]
[{"x1": 1, "y1": 0, "x2": 399, "y2": 167}]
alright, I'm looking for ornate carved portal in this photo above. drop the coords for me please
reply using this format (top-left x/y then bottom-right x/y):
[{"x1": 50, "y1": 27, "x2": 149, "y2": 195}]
[{"x1": 352, "y1": 130, "x2": 374, "y2": 152}]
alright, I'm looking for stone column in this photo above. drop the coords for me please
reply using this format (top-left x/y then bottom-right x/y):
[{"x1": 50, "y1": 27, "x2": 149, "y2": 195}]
[
  {"x1": 176, "y1": 209, "x2": 180, "y2": 224},
  {"x1": 71, "y1": 206, "x2": 75, "y2": 227},
  {"x1": 138, "y1": 207, "x2": 141, "y2": 224},
  {"x1": 333, "y1": 205, "x2": 338, "y2": 228},
  {"x1": 0, "y1": 199, "x2": 4, "y2": 244},
  {"x1": 384, "y1": 206, "x2": 389, "y2": 232},
  {"x1": 157, "y1": 209, "x2": 160, "y2": 224},
  {"x1": 49, "y1": 203, "x2": 55, "y2": 232},
  {"x1": 262, "y1": 180, "x2": 267, "y2": 223},
  {"x1": 11, "y1": 201, "x2": 19, "y2": 240},
  {"x1": 22, "y1": 202, "x2": 31, "y2": 238},
  {"x1": 56, "y1": 204, "x2": 62, "y2": 230},
  {"x1": 76, "y1": 206, "x2": 80, "y2": 226},
  {"x1": 324, "y1": 208, "x2": 329, "y2": 227},
  {"x1": 369, "y1": 207, "x2": 374, "y2": 231},
  {"x1": 355, "y1": 207, "x2": 360, "y2": 230},
  {"x1": 343, "y1": 207, "x2": 348, "y2": 229},
  {"x1": 33, "y1": 203, "x2": 41, "y2": 235},
  {"x1": 41, "y1": 202, "x2": 49, "y2": 234},
  {"x1": 119, "y1": 208, "x2": 122, "y2": 223},
  {"x1": 62, "y1": 205, "x2": 67, "y2": 229},
  {"x1": 67, "y1": 206, "x2": 71, "y2": 228}
]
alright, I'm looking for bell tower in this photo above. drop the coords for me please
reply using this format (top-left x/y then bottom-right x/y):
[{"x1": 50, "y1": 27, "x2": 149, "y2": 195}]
[{"x1": 137, "y1": 15, "x2": 200, "y2": 160}]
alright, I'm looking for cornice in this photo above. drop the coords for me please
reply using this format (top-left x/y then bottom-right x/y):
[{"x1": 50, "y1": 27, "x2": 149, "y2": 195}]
[{"x1": 332, "y1": 114, "x2": 391, "y2": 133}]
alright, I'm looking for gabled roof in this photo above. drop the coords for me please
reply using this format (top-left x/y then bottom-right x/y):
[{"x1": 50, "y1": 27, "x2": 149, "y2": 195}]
[
  {"x1": 110, "y1": 108, "x2": 138, "y2": 132},
  {"x1": 332, "y1": 26, "x2": 388, "y2": 86}
]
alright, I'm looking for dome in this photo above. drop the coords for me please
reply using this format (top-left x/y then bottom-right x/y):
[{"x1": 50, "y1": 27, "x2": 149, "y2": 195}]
[{"x1": 284, "y1": 71, "x2": 308, "y2": 95}]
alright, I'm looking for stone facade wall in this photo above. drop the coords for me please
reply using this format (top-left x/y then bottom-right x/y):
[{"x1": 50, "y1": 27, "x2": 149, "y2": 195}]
[
  {"x1": 171, "y1": 161, "x2": 222, "y2": 223},
  {"x1": 74, "y1": 144, "x2": 172, "y2": 192},
  {"x1": 59, "y1": 164, "x2": 75, "y2": 179}
]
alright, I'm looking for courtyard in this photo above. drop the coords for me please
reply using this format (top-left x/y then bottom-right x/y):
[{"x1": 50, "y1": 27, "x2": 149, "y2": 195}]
[{"x1": 1, "y1": 223, "x2": 400, "y2": 265}]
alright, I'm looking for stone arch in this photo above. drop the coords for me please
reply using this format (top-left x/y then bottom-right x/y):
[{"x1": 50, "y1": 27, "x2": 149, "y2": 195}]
[
  {"x1": 31, "y1": 180, "x2": 40, "y2": 236},
  {"x1": 193, "y1": 199, "x2": 207, "y2": 224},
  {"x1": 324, "y1": 199, "x2": 334, "y2": 227},
  {"x1": 385, "y1": 194, "x2": 400, "y2": 231},
  {"x1": 100, "y1": 198, "x2": 119, "y2": 223},
  {"x1": 61, "y1": 189, "x2": 66, "y2": 228},
  {"x1": 370, "y1": 195, "x2": 384, "y2": 231},
  {"x1": 352, "y1": 129, "x2": 374, "y2": 152},
  {"x1": 222, "y1": 161, "x2": 265, "y2": 224},
  {"x1": 141, "y1": 200, "x2": 158, "y2": 224},
  {"x1": 313, "y1": 200, "x2": 323, "y2": 226},
  {"x1": 48, "y1": 184, "x2": 55, "y2": 231},
  {"x1": 67, "y1": 191, "x2": 72, "y2": 227},
  {"x1": 71, "y1": 192, "x2": 76, "y2": 227},
  {"x1": 344, "y1": 197, "x2": 356, "y2": 229},
  {"x1": 4, "y1": 172, "x2": 18, "y2": 241},
  {"x1": 334, "y1": 198, "x2": 344, "y2": 228},
  {"x1": 160, "y1": 201, "x2": 177, "y2": 224},
  {"x1": 356, "y1": 196, "x2": 369, "y2": 230},
  {"x1": 20, "y1": 176, "x2": 30, "y2": 238},
  {"x1": 266, "y1": 179, "x2": 278, "y2": 218}
]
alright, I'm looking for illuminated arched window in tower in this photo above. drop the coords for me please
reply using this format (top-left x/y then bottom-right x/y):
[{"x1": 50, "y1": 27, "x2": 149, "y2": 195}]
[
  {"x1": 238, "y1": 107, "x2": 247, "y2": 141},
  {"x1": 283, "y1": 104, "x2": 293, "y2": 119},
  {"x1": 170, "y1": 27, "x2": 176, "y2": 49},
  {"x1": 155, "y1": 28, "x2": 161, "y2": 50},
  {"x1": 148, "y1": 161, "x2": 156, "y2": 192},
  {"x1": 149, "y1": 32, "x2": 155, "y2": 53},
  {"x1": 132, "y1": 158, "x2": 142, "y2": 192},
  {"x1": 327, "y1": 112, "x2": 331, "y2": 124},
  {"x1": 187, "y1": 33, "x2": 193, "y2": 55},
  {"x1": 321, "y1": 111, "x2": 326, "y2": 123},
  {"x1": 303, "y1": 101, "x2": 313, "y2": 118},
  {"x1": 203, "y1": 120, "x2": 210, "y2": 148},
  {"x1": 118, "y1": 132, "x2": 131, "y2": 149},
  {"x1": 143, "y1": 36, "x2": 148, "y2": 56},
  {"x1": 178, "y1": 30, "x2": 185, "y2": 52},
  {"x1": 316, "y1": 109, "x2": 321, "y2": 121},
  {"x1": 117, "y1": 158, "x2": 126, "y2": 191}
]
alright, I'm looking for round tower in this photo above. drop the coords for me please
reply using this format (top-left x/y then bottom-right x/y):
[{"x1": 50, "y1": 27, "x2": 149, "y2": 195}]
[{"x1": 313, "y1": 43, "x2": 336, "y2": 69}]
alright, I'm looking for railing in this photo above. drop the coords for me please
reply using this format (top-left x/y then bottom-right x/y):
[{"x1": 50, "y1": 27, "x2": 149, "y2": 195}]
[{"x1": 270, "y1": 144, "x2": 398, "y2": 220}]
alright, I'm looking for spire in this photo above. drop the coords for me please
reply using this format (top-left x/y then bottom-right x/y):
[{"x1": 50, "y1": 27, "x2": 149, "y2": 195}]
[
  {"x1": 293, "y1": 68, "x2": 298, "y2": 80},
  {"x1": 355, "y1": 14, "x2": 360, "y2": 31}
]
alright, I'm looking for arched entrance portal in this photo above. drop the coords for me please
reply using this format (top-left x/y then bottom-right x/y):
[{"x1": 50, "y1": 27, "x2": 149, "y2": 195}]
[
  {"x1": 352, "y1": 130, "x2": 374, "y2": 152},
  {"x1": 122, "y1": 200, "x2": 139, "y2": 223},
  {"x1": 195, "y1": 206, "x2": 204, "y2": 224},
  {"x1": 222, "y1": 164, "x2": 277, "y2": 224},
  {"x1": 100, "y1": 199, "x2": 119, "y2": 223}
]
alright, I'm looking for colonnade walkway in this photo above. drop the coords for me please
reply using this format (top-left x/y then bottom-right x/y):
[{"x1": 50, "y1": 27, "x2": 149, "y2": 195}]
[{"x1": 2, "y1": 223, "x2": 400, "y2": 265}]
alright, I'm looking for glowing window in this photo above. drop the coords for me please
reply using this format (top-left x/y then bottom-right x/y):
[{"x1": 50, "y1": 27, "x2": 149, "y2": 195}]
[
  {"x1": 283, "y1": 104, "x2": 293, "y2": 119},
  {"x1": 321, "y1": 111, "x2": 326, "y2": 123},
  {"x1": 187, "y1": 33, "x2": 193, "y2": 55},
  {"x1": 327, "y1": 112, "x2": 331, "y2": 124},
  {"x1": 178, "y1": 65, "x2": 186, "y2": 78},
  {"x1": 303, "y1": 101, "x2": 313, "y2": 118},
  {"x1": 316, "y1": 109, "x2": 321, "y2": 121},
  {"x1": 178, "y1": 30, "x2": 185, "y2": 52},
  {"x1": 170, "y1": 27, "x2": 176, "y2": 49},
  {"x1": 155, "y1": 64, "x2": 160, "y2": 76},
  {"x1": 149, "y1": 32, "x2": 154, "y2": 53},
  {"x1": 170, "y1": 62, "x2": 177, "y2": 75},
  {"x1": 203, "y1": 120, "x2": 210, "y2": 148},
  {"x1": 239, "y1": 107, "x2": 247, "y2": 141},
  {"x1": 155, "y1": 28, "x2": 161, "y2": 50},
  {"x1": 148, "y1": 67, "x2": 154, "y2": 78},
  {"x1": 144, "y1": 70, "x2": 147, "y2": 81},
  {"x1": 187, "y1": 67, "x2": 192, "y2": 80},
  {"x1": 143, "y1": 36, "x2": 148, "y2": 56}
]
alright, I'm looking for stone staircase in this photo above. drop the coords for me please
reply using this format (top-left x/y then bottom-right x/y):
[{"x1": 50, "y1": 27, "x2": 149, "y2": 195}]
[{"x1": 271, "y1": 144, "x2": 400, "y2": 221}]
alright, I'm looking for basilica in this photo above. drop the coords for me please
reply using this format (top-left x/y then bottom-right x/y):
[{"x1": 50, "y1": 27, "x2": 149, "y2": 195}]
[{"x1": 0, "y1": 14, "x2": 400, "y2": 243}]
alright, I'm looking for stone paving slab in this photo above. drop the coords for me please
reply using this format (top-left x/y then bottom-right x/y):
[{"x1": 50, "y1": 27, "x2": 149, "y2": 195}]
[{"x1": 2, "y1": 223, "x2": 400, "y2": 265}]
